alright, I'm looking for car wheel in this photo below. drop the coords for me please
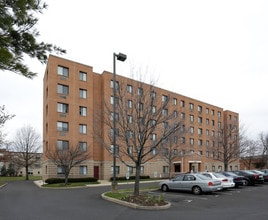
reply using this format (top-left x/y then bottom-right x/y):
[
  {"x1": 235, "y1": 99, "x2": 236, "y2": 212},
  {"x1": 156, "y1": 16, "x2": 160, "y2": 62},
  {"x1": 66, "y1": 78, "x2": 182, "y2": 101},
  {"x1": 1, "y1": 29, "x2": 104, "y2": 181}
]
[
  {"x1": 192, "y1": 186, "x2": 202, "y2": 195},
  {"x1": 161, "y1": 184, "x2": 169, "y2": 192},
  {"x1": 244, "y1": 179, "x2": 250, "y2": 186}
]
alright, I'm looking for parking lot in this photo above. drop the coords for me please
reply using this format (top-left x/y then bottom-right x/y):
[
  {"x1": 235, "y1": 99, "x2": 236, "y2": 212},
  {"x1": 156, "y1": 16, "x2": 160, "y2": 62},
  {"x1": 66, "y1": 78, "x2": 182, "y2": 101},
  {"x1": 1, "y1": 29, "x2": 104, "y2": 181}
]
[{"x1": 0, "y1": 181, "x2": 267, "y2": 220}]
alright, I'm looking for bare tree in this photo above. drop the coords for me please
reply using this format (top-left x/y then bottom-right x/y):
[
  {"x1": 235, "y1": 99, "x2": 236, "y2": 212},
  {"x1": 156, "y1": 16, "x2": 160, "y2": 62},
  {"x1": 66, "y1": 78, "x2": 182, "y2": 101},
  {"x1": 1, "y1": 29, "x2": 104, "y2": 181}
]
[
  {"x1": 95, "y1": 76, "x2": 181, "y2": 196},
  {"x1": 259, "y1": 132, "x2": 268, "y2": 168},
  {"x1": 211, "y1": 124, "x2": 240, "y2": 171},
  {"x1": 240, "y1": 138, "x2": 260, "y2": 169},
  {"x1": 11, "y1": 125, "x2": 41, "y2": 180},
  {"x1": 45, "y1": 144, "x2": 89, "y2": 185},
  {"x1": 0, "y1": 105, "x2": 15, "y2": 146},
  {"x1": 160, "y1": 124, "x2": 184, "y2": 179}
]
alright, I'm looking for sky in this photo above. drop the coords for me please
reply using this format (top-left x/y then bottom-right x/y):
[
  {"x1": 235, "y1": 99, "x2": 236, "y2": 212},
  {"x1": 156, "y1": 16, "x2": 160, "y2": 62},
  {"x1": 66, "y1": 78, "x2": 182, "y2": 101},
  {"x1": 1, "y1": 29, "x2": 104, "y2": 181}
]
[{"x1": 1, "y1": 0, "x2": 268, "y2": 142}]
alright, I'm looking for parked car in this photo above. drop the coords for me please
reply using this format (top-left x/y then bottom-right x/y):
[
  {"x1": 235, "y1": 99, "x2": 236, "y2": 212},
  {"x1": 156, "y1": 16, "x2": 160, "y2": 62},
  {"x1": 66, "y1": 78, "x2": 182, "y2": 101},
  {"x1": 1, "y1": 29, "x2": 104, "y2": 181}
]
[
  {"x1": 159, "y1": 173, "x2": 223, "y2": 195},
  {"x1": 231, "y1": 170, "x2": 260, "y2": 185},
  {"x1": 219, "y1": 171, "x2": 246, "y2": 187},
  {"x1": 249, "y1": 170, "x2": 265, "y2": 183},
  {"x1": 200, "y1": 172, "x2": 235, "y2": 189},
  {"x1": 261, "y1": 169, "x2": 268, "y2": 182}
]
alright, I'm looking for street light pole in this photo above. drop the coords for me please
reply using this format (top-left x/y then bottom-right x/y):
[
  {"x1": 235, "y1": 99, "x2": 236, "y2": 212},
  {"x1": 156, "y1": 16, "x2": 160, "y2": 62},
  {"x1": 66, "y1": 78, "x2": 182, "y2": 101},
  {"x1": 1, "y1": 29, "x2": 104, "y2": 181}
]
[{"x1": 112, "y1": 52, "x2": 127, "y2": 191}]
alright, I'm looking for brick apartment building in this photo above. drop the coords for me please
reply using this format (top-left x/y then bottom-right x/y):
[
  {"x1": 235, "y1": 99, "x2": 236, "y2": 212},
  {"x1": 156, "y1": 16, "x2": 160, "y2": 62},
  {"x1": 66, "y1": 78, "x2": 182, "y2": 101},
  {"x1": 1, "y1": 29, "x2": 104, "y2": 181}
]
[{"x1": 42, "y1": 55, "x2": 239, "y2": 181}]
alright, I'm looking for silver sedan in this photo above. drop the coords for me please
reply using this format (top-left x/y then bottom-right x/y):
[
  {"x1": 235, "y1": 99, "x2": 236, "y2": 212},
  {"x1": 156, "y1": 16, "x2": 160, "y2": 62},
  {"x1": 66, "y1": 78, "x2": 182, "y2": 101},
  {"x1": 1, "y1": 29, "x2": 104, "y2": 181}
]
[{"x1": 159, "y1": 173, "x2": 223, "y2": 195}]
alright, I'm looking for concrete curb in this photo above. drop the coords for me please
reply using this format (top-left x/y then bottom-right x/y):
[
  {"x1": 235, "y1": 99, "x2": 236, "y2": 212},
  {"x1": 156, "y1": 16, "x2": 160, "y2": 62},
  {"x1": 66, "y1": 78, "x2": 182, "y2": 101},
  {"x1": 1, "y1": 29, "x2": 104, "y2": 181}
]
[{"x1": 101, "y1": 192, "x2": 171, "y2": 210}]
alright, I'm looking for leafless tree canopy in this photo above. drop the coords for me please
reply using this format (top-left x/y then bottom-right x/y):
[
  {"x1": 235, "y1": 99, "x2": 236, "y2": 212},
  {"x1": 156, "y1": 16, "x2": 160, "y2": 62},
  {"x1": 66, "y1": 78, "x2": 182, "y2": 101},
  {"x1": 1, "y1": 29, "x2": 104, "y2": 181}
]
[
  {"x1": 11, "y1": 125, "x2": 41, "y2": 180},
  {"x1": 95, "y1": 76, "x2": 181, "y2": 195},
  {"x1": 45, "y1": 144, "x2": 89, "y2": 185}
]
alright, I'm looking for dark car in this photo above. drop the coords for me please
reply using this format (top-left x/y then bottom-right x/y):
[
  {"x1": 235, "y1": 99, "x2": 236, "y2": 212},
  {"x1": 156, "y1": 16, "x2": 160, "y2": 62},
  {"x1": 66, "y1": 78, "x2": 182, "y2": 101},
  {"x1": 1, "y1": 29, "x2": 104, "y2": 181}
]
[
  {"x1": 219, "y1": 171, "x2": 247, "y2": 187},
  {"x1": 249, "y1": 170, "x2": 265, "y2": 183},
  {"x1": 232, "y1": 170, "x2": 261, "y2": 186},
  {"x1": 261, "y1": 169, "x2": 268, "y2": 182}
]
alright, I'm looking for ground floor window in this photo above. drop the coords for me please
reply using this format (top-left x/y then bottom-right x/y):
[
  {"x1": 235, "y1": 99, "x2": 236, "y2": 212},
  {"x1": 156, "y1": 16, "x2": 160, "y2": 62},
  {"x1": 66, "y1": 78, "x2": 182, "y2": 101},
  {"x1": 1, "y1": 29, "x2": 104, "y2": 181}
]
[
  {"x1": 80, "y1": 166, "x2": 87, "y2": 175},
  {"x1": 111, "y1": 166, "x2": 120, "y2": 175},
  {"x1": 163, "y1": 166, "x2": 169, "y2": 173}
]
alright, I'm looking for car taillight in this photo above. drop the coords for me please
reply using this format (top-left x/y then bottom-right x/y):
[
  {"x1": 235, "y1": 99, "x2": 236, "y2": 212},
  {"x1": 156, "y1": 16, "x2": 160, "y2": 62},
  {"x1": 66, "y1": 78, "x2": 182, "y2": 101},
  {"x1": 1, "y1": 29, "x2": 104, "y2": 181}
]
[
  {"x1": 208, "y1": 182, "x2": 213, "y2": 186},
  {"x1": 222, "y1": 179, "x2": 228, "y2": 182}
]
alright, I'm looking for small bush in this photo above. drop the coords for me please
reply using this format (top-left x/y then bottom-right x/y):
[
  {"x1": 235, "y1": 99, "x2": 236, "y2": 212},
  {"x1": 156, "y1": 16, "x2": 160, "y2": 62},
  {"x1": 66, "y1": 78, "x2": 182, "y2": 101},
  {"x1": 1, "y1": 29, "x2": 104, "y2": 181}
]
[{"x1": 45, "y1": 177, "x2": 98, "y2": 184}]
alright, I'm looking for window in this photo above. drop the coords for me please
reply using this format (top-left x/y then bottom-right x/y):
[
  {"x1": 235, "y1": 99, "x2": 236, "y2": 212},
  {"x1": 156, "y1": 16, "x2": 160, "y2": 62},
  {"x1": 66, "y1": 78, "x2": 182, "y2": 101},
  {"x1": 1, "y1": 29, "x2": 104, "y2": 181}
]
[
  {"x1": 198, "y1": 139, "x2": 203, "y2": 146},
  {"x1": 79, "y1": 71, "x2": 87, "y2": 81},
  {"x1": 79, "y1": 124, "x2": 87, "y2": 134},
  {"x1": 138, "y1": 102, "x2": 143, "y2": 111},
  {"x1": 58, "y1": 66, "x2": 69, "y2": 77},
  {"x1": 127, "y1": 84, "x2": 133, "y2": 93},
  {"x1": 80, "y1": 166, "x2": 87, "y2": 175},
  {"x1": 111, "y1": 166, "x2": 120, "y2": 174},
  {"x1": 151, "y1": 106, "x2": 156, "y2": 114},
  {"x1": 57, "y1": 84, "x2": 69, "y2": 95},
  {"x1": 127, "y1": 115, "x2": 133, "y2": 123},
  {"x1": 198, "y1": 128, "x2": 203, "y2": 135},
  {"x1": 173, "y1": 98, "x2": 177, "y2": 105},
  {"x1": 79, "y1": 142, "x2": 87, "y2": 151},
  {"x1": 190, "y1": 115, "x2": 194, "y2": 122},
  {"x1": 57, "y1": 166, "x2": 65, "y2": 174},
  {"x1": 163, "y1": 166, "x2": 169, "y2": 174},
  {"x1": 57, "y1": 121, "x2": 68, "y2": 131},
  {"x1": 127, "y1": 146, "x2": 133, "y2": 155},
  {"x1": 110, "y1": 96, "x2": 118, "y2": 105},
  {"x1": 198, "y1": 105, "x2": 202, "y2": 113},
  {"x1": 180, "y1": 100, "x2": 185, "y2": 107},
  {"x1": 140, "y1": 166, "x2": 144, "y2": 174},
  {"x1": 57, "y1": 103, "x2": 68, "y2": 113},
  {"x1": 110, "y1": 112, "x2": 119, "y2": 121},
  {"x1": 180, "y1": 112, "x2": 185, "y2": 119},
  {"x1": 162, "y1": 108, "x2": 168, "y2": 116},
  {"x1": 110, "y1": 80, "x2": 119, "y2": 89},
  {"x1": 57, "y1": 140, "x2": 69, "y2": 150},
  {"x1": 218, "y1": 111, "x2": 221, "y2": 118},
  {"x1": 127, "y1": 166, "x2": 134, "y2": 174},
  {"x1": 206, "y1": 129, "x2": 209, "y2": 136},
  {"x1": 79, "y1": 106, "x2": 87, "y2": 116},
  {"x1": 173, "y1": 110, "x2": 178, "y2": 117},
  {"x1": 127, "y1": 100, "x2": 132, "y2": 108},
  {"x1": 110, "y1": 145, "x2": 119, "y2": 155},
  {"x1": 150, "y1": 133, "x2": 156, "y2": 141},
  {"x1": 162, "y1": 95, "x2": 168, "y2": 103},
  {"x1": 150, "y1": 119, "x2": 156, "y2": 127},
  {"x1": 206, "y1": 119, "x2": 209, "y2": 125},
  {"x1": 138, "y1": 87, "x2": 143, "y2": 96},
  {"x1": 206, "y1": 140, "x2": 209, "y2": 147},
  {"x1": 189, "y1": 103, "x2": 194, "y2": 111},
  {"x1": 190, "y1": 138, "x2": 194, "y2": 145},
  {"x1": 211, "y1": 109, "x2": 215, "y2": 115},
  {"x1": 79, "y1": 89, "x2": 87, "y2": 98},
  {"x1": 190, "y1": 127, "x2": 194, "y2": 134},
  {"x1": 211, "y1": 120, "x2": 215, "y2": 126},
  {"x1": 150, "y1": 91, "x2": 156, "y2": 100},
  {"x1": 181, "y1": 137, "x2": 185, "y2": 144}
]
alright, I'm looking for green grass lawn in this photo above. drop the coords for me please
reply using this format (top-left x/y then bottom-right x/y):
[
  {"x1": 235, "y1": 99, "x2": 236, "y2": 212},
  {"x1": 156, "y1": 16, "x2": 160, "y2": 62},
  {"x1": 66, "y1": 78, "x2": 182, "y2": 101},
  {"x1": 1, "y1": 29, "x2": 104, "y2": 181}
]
[{"x1": 0, "y1": 176, "x2": 42, "y2": 187}]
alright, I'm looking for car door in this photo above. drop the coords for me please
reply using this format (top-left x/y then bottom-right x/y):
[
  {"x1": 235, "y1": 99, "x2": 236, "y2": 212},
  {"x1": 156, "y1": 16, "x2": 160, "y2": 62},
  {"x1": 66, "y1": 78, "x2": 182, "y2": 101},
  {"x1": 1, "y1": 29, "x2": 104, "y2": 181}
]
[
  {"x1": 169, "y1": 175, "x2": 184, "y2": 190},
  {"x1": 181, "y1": 174, "x2": 196, "y2": 191}
]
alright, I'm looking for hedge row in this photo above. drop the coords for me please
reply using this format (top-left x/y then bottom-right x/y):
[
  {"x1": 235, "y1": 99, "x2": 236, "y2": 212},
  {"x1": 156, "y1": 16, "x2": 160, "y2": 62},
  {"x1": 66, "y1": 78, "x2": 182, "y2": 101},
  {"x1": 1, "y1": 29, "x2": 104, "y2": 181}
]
[
  {"x1": 45, "y1": 177, "x2": 98, "y2": 184},
  {"x1": 109, "y1": 175, "x2": 150, "y2": 181}
]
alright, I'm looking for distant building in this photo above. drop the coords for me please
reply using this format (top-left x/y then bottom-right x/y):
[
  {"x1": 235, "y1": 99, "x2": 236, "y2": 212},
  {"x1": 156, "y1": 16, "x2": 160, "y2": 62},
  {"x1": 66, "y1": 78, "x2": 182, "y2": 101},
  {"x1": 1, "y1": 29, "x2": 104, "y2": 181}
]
[{"x1": 43, "y1": 55, "x2": 239, "y2": 180}]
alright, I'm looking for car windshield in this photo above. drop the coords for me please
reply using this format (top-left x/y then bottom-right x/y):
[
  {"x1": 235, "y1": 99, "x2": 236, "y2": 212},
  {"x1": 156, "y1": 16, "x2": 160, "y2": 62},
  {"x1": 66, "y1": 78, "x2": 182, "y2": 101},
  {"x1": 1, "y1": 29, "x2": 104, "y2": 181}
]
[{"x1": 213, "y1": 173, "x2": 226, "y2": 178}]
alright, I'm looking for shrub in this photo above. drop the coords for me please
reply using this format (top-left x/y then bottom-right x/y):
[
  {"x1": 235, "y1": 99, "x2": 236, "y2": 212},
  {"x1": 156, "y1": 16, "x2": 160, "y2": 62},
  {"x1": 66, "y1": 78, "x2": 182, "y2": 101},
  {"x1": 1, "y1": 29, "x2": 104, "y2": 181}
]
[{"x1": 45, "y1": 177, "x2": 98, "y2": 184}]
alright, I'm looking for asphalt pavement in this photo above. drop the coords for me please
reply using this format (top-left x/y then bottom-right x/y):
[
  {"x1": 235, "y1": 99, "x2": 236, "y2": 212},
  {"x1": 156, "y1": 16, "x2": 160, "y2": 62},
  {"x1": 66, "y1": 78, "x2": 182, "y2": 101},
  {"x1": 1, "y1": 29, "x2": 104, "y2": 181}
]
[{"x1": 0, "y1": 180, "x2": 268, "y2": 220}]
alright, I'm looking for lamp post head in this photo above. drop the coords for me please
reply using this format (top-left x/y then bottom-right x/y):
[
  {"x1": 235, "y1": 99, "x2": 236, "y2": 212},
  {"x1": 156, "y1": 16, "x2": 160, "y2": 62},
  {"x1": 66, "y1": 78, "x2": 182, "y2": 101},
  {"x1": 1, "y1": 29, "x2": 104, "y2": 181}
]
[{"x1": 116, "y1": 53, "x2": 127, "y2": 62}]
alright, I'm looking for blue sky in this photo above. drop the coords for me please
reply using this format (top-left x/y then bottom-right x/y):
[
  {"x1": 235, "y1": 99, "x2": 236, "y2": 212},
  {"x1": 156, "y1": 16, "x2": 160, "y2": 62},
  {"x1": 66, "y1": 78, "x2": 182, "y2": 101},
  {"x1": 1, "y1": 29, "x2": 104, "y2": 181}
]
[{"x1": 1, "y1": 0, "x2": 268, "y2": 141}]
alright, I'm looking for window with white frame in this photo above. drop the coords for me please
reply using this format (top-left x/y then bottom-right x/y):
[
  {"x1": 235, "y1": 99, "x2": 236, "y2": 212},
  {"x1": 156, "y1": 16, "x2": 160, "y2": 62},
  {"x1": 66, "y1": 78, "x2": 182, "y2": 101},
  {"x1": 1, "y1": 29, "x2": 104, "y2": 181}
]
[
  {"x1": 180, "y1": 100, "x2": 185, "y2": 107},
  {"x1": 138, "y1": 87, "x2": 143, "y2": 96},
  {"x1": 127, "y1": 84, "x2": 133, "y2": 93},
  {"x1": 162, "y1": 108, "x2": 168, "y2": 116},
  {"x1": 198, "y1": 117, "x2": 202, "y2": 124},
  {"x1": 58, "y1": 66, "x2": 69, "y2": 77},
  {"x1": 198, "y1": 139, "x2": 203, "y2": 146},
  {"x1": 79, "y1": 124, "x2": 87, "y2": 134},
  {"x1": 79, "y1": 71, "x2": 87, "y2": 81},
  {"x1": 127, "y1": 146, "x2": 133, "y2": 155},
  {"x1": 57, "y1": 103, "x2": 68, "y2": 113},
  {"x1": 110, "y1": 112, "x2": 119, "y2": 121},
  {"x1": 111, "y1": 166, "x2": 120, "y2": 174},
  {"x1": 150, "y1": 133, "x2": 156, "y2": 141},
  {"x1": 57, "y1": 121, "x2": 68, "y2": 131},
  {"x1": 150, "y1": 91, "x2": 156, "y2": 100},
  {"x1": 173, "y1": 110, "x2": 178, "y2": 117},
  {"x1": 127, "y1": 115, "x2": 133, "y2": 123},
  {"x1": 190, "y1": 138, "x2": 194, "y2": 145},
  {"x1": 79, "y1": 142, "x2": 87, "y2": 151},
  {"x1": 190, "y1": 115, "x2": 194, "y2": 122},
  {"x1": 138, "y1": 102, "x2": 143, "y2": 111},
  {"x1": 198, "y1": 128, "x2": 203, "y2": 135},
  {"x1": 79, "y1": 106, "x2": 87, "y2": 116},
  {"x1": 57, "y1": 84, "x2": 69, "y2": 95},
  {"x1": 79, "y1": 89, "x2": 87, "y2": 99},
  {"x1": 110, "y1": 96, "x2": 118, "y2": 105},
  {"x1": 151, "y1": 106, "x2": 156, "y2": 114},
  {"x1": 198, "y1": 105, "x2": 202, "y2": 113},
  {"x1": 189, "y1": 103, "x2": 194, "y2": 111},
  {"x1": 173, "y1": 98, "x2": 177, "y2": 105},
  {"x1": 181, "y1": 137, "x2": 185, "y2": 144},
  {"x1": 80, "y1": 166, "x2": 87, "y2": 175},
  {"x1": 127, "y1": 100, "x2": 132, "y2": 108},
  {"x1": 127, "y1": 166, "x2": 133, "y2": 174},
  {"x1": 190, "y1": 126, "x2": 194, "y2": 134},
  {"x1": 57, "y1": 140, "x2": 69, "y2": 150},
  {"x1": 57, "y1": 166, "x2": 65, "y2": 174},
  {"x1": 110, "y1": 80, "x2": 119, "y2": 89},
  {"x1": 162, "y1": 95, "x2": 168, "y2": 103}
]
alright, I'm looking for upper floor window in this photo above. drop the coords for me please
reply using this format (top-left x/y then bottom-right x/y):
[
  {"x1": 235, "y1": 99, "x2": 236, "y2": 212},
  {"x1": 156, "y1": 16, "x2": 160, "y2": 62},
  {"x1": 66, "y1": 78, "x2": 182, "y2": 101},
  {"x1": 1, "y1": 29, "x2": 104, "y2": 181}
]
[
  {"x1": 79, "y1": 142, "x2": 87, "y2": 151},
  {"x1": 150, "y1": 91, "x2": 156, "y2": 100},
  {"x1": 206, "y1": 108, "x2": 209, "y2": 114},
  {"x1": 110, "y1": 80, "x2": 119, "y2": 89},
  {"x1": 57, "y1": 103, "x2": 68, "y2": 113},
  {"x1": 138, "y1": 87, "x2": 143, "y2": 96},
  {"x1": 173, "y1": 98, "x2": 177, "y2": 105},
  {"x1": 198, "y1": 105, "x2": 202, "y2": 113},
  {"x1": 79, "y1": 106, "x2": 87, "y2": 116},
  {"x1": 127, "y1": 84, "x2": 133, "y2": 93},
  {"x1": 190, "y1": 115, "x2": 194, "y2": 122},
  {"x1": 162, "y1": 95, "x2": 168, "y2": 103},
  {"x1": 57, "y1": 121, "x2": 68, "y2": 131},
  {"x1": 162, "y1": 108, "x2": 168, "y2": 116},
  {"x1": 79, "y1": 71, "x2": 87, "y2": 81},
  {"x1": 127, "y1": 100, "x2": 132, "y2": 108},
  {"x1": 211, "y1": 109, "x2": 215, "y2": 115},
  {"x1": 57, "y1": 84, "x2": 69, "y2": 95},
  {"x1": 218, "y1": 111, "x2": 221, "y2": 118},
  {"x1": 180, "y1": 100, "x2": 185, "y2": 107},
  {"x1": 79, "y1": 89, "x2": 87, "y2": 99},
  {"x1": 58, "y1": 66, "x2": 69, "y2": 77},
  {"x1": 189, "y1": 103, "x2": 194, "y2": 111},
  {"x1": 57, "y1": 140, "x2": 69, "y2": 150},
  {"x1": 79, "y1": 124, "x2": 87, "y2": 134}
]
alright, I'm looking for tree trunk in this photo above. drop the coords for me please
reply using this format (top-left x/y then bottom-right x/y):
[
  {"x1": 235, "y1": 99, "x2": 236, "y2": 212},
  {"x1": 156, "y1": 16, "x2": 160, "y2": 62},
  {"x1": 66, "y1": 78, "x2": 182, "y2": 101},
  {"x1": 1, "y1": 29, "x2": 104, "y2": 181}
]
[
  {"x1": 134, "y1": 164, "x2": 141, "y2": 196},
  {"x1": 64, "y1": 173, "x2": 69, "y2": 185},
  {"x1": 25, "y1": 166, "x2": 29, "y2": 180}
]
